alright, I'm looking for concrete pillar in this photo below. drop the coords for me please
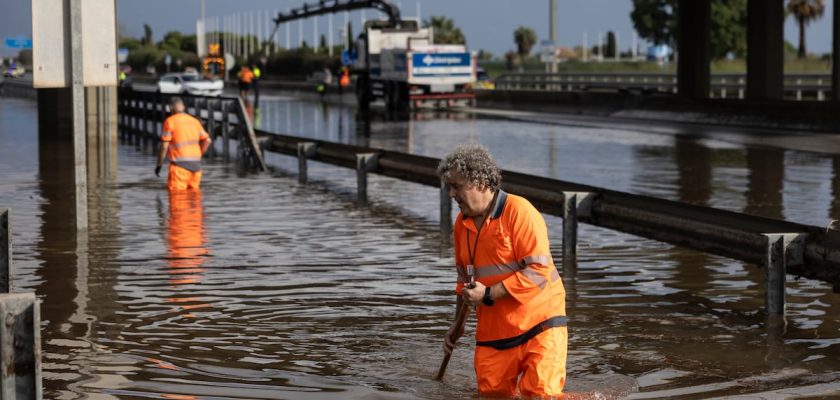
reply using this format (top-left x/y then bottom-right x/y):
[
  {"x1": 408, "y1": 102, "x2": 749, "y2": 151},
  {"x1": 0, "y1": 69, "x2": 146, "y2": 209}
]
[
  {"x1": 834, "y1": 0, "x2": 840, "y2": 100},
  {"x1": 677, "y1": 0, "x2": 711, "y2": 99},
  {"x1": 0, "y1": 292, "x2": 42, "y2": 399},
  {"x1": 85, "y1": 87, "x2": 119, "y2": 181},
  {"x1": 747, "y1": 0, "x2": 784, "y2": 99}
]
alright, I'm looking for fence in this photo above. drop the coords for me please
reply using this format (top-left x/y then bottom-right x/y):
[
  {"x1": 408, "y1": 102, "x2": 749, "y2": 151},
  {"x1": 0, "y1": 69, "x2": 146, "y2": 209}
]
[
  {"x1": 495, "y1": 72, "x2": 834, "y2": 101},
  {"x1": 118, "y1": 93, "x2": 840, "y2": 319}
]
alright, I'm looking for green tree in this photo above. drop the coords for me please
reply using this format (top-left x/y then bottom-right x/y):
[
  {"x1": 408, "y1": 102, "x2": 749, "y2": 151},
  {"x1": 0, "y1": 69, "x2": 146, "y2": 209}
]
[
  {"x1": 347, "y1": 21, "x2": 355, "y2": 51},
  {"x1": 477, "y1": 49, "x2": 494, "y2": 61},
  {"x1": 142, "y1": 24, "x2": 153, "y2": 46},
  {"x1": 423, "y1": 16, "x2": 465, "y2": 45},
  {"x1": 630, "y1": 0, "x2": 747, "y2": 59},
  {"x1": 319, "y1": 34, "x2": 328, "y2": 53},
  {"x1": 605, "y1": 31, "x2": 617, "y2": 58},
  {"x1": 787, "y1": 0, "x2": 825, "y2": 58},
  {"x1": 514, "y1": 26, "x2": 537, "y2": 57}
]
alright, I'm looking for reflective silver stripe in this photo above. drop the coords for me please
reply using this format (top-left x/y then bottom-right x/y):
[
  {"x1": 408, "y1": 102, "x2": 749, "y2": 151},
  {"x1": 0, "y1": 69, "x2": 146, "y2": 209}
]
[
  {"x1": 172, "y1": 140, "x2": 200, "y2": 148},
  {"x1": 474, "y1": 254, "x2": 552, "y2": 280},
  {"x1": 521, "y1": 267, "x2": 561, "y2": 290},
  {"x1": 520, "y1": 255, "x2": 551, "y2": 268},
  {"x1": 172, "y1": 156, "x2": 202, "y2": 162},
  {"x1": 161, "y1": 132, "x2": 172, "y2": 139},
  {"x1": 475, "y1": 260, "x2": 522, "y2": 279},
  {"x1": 171, "y1": 140, "x2": 200, "y2": 149}
]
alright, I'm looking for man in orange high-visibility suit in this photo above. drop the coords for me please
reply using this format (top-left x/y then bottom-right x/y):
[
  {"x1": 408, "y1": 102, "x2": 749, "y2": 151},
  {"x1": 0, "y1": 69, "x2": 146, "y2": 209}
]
[
  {"x1": 438, "y1": 144, "x2": 567, "y2": 397},
  {"x1": 155, "y1": 97, "x2": 212, "y2": 191}
]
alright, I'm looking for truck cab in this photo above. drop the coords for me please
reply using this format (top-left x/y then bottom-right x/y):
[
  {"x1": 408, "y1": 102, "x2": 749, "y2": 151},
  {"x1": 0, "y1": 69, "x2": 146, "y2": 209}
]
[{"x1": 353, "y1": 19, "x2": 476, "y2": 110}]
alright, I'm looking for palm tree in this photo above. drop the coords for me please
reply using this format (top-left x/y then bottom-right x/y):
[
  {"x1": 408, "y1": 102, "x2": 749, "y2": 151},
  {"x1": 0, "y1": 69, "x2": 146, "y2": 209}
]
[
  {"x1": 787, "y1": 0, "x2": 825, "y2": 58},
  {"x1": 424, "y1": 16, "x2": 465, "y2": 45},
  {"x1": 514, "y1": 26, "x2": 537, "y2": 58}
]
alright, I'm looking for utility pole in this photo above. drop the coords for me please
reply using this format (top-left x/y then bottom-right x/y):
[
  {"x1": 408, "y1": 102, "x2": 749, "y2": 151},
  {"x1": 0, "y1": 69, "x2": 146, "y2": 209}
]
[
  {"x1": 328, "y1": 13, "x2": 334, "y2": 56},
  {"x1": 70, "y1": 0, "x2": 88, "y2": 231},
  {"x1": 549, "y1": 0, "x2": 557, "y2": 73}
]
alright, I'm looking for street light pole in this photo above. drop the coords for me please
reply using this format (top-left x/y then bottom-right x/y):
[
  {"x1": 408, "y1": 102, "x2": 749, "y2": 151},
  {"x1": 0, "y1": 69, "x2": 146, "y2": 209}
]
[{"x1": 549, "y1": 0, "x2": 557, "y2": 73}]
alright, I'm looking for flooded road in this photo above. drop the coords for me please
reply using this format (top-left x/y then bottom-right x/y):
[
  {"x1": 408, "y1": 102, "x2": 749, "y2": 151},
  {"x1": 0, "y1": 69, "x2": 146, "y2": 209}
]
[{"x1": 3, "y1": 95, "x2": 840, "y2": 399}]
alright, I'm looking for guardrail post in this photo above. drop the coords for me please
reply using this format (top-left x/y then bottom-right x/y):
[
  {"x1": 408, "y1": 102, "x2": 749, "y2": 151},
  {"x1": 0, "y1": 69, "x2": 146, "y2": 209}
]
[
  {"x1": 355, "y1": 153, "x2": 379, "y2": 206},
  {"x1": 561, "y1": 192, "x2": 594, "y2": 270},
  {"x1": 440, "y1": 183, "x2": 452, "y2": 239},
  {"x1": 296, "y1": 142, "x2": 317, "y2": 184},
  {"x1": 219, "y1": 101, "x2": 230, "y2": 162},
  {"x1": 205, "y1": 99, "x2": 214, "y2": 135},
  {"x1": 142, "y1": 93, "x2": 149, "y2": 135},
  {"x1": 1, "y1": 209, "x2": 9, "y2": 294},
  {"x1": 0, "y1": 292, "x2": 42, "y2": 399},
  {"x1": 796, "y1": 78, "x2": 802, "y2": 100},
  {"x1": 762, "y1": 233, "x2": 806, "y2": 316}
]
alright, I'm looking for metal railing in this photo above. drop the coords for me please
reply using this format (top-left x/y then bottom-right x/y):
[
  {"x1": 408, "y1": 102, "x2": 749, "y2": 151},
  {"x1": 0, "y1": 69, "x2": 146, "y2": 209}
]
[
  {"x1": 495, "y1": 72, "x2": 834, "y2": 101},
  {"x1": 119, "y1": 94, "x2": 840, "y2": 319}
]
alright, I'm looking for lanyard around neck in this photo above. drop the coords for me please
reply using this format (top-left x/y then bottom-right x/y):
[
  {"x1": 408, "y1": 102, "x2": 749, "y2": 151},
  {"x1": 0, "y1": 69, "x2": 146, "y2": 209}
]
[{"x1": 466, "y1": 191, "x2": 497, "y2": 268}]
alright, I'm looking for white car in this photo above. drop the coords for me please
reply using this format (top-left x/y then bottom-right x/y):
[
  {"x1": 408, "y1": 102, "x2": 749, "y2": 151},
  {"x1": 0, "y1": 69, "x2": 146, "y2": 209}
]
[{"x1": 157, "y1": 73, "x2": 224, "y2": 96}]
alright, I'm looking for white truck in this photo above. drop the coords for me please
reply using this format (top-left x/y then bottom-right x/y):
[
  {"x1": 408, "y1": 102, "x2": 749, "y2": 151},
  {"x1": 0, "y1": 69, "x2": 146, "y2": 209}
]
[{"x1": 354, "y1": 20, "x2": 476, "y2": 110}]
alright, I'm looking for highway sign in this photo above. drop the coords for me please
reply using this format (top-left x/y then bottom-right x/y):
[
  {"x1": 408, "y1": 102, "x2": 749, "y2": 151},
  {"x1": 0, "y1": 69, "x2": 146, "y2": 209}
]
[{"x1": 4, "y1": 36, "x2": 33, "y2": 49}]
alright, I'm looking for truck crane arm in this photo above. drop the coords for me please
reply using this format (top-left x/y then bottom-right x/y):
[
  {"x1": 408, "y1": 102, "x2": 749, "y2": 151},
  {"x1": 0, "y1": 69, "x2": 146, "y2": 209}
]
[{"x1": 272, "y1": 0, "x2": 401, "y2": 28}]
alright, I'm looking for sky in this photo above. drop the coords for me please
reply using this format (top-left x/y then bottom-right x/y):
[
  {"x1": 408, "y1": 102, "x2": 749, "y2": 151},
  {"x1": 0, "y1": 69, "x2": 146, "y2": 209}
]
[{"x1": 0, "y1": 0, "x2": 836, "y2": 59}]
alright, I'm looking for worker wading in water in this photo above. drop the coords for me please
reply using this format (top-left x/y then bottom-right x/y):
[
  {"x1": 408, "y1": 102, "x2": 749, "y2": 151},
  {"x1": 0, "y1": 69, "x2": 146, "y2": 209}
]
[
  {"x1": 155, "y1": 97, "x2": 212, "y2": 191},
  {"x1": 438, "y1": 144, "x2": 568, "y2": 398}
]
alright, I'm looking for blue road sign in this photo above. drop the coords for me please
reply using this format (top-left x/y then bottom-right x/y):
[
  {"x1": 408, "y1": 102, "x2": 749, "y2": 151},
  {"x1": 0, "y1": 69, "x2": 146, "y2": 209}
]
[
  {"x1": 341, "y1": 49, "x2": 357, "y2": 66},
  {"x1": 4, "y1": 36, "x2": 33, "y2": 49}
]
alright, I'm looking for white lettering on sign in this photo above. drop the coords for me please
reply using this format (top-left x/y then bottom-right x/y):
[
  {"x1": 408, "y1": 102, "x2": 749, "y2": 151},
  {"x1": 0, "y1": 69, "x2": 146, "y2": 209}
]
[{"x1": 421, "y1": 54, "x2": 464, "y2": 66}]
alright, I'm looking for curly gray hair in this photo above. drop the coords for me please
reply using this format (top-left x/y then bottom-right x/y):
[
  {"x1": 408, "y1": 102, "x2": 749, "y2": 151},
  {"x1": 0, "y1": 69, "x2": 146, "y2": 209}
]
[{"x1": 437, "y1": 144, "x2": 502, "y2": 191}]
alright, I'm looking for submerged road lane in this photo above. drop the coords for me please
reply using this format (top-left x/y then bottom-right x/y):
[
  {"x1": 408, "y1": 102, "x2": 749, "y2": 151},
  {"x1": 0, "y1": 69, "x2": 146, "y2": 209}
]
[{"x1": 3, "y1": 94, "x2": 840, "y2": 398}]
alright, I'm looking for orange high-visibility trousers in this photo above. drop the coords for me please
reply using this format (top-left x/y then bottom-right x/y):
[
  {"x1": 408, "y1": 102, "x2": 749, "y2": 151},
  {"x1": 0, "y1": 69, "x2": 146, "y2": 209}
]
[
  {"x1": 474, "y1": 326, "x2": 567, "y2": 397},
  {"x1": 167, "y1": 164, "x2": 203, "y2": 191}
]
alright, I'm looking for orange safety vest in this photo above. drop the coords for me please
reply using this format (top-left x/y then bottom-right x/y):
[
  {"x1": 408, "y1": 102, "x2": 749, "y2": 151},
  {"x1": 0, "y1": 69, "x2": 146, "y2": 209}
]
[
  {"x1": 161, "y1": 113, "x2": 209, "y2": 171},
  {"x1": 339, "y1": 71, "x2": 350, "y2": 87},
  {"x1": 454, "y1": 190, "x2": 566, "y2": 344},
  {"x1": 239, "y1": 68, "x2": 254, "y2": 84}
]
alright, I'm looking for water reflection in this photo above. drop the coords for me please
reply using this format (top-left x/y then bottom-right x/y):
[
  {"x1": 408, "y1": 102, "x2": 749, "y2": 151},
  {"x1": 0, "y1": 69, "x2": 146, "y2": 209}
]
[
  {"x1": 745, "y1": 147, "x2": 785, "y2": 220},
  {"x1": 165, "y1": 191, "x2": 210, "y2": 317}
]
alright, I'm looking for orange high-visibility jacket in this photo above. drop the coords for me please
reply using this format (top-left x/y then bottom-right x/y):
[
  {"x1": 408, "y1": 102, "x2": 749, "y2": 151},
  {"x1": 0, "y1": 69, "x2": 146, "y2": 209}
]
[
  {"x1": 239, "y1": 68, "x2": 254, "y2": 84},
  {"x1": 454, "y1": 190, "x2": 566, "y2": 344},
  {"x1": 161, "y1": 113, "x2": 210, "y2": 172}
]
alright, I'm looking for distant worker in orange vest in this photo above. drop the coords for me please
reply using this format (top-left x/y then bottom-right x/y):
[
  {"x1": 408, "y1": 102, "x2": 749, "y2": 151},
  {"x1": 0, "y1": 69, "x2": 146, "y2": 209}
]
[
  {"x1": 238, "y1": 66, "x2": 254, "y2": 100},
  {"x1": 438, "y1": 144, "x2": 568, "y2": 397},
  {"x1": 155, "y1": 97, "x2": 212, "y2": 191},
  {"x1": 338, "y1": 66, "x2": 350, "y2": 95}
]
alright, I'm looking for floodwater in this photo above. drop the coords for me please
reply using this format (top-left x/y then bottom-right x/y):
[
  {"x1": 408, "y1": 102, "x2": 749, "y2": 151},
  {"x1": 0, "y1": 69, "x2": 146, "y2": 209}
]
[{"x1": 2, "y1": 94, "x2": 840, "y2": 399}]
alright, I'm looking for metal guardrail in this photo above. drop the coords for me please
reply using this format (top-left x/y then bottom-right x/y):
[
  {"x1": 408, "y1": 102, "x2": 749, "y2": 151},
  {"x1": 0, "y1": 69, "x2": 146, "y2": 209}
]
[
  {"x1": 495, "y1": 72, "x2": 834, "y2": 101},
  {"x1": 119, "y1": 93, "x2": 840, "y2": 318},
  {"x1": 116, "y1": 90, "x2": 267, "y2": 171}
]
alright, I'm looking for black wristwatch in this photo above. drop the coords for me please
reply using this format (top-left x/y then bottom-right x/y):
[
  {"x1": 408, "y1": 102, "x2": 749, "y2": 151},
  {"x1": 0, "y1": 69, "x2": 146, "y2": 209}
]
[{"x1": 482, "y1": 286, "x2": 495, "y2": 306}]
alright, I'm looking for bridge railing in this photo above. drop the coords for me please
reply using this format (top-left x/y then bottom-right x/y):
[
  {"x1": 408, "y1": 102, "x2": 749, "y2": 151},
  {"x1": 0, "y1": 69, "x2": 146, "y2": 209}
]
[
  {"x1": 494, "y1": 72, "x2": 834, "y2": 101},
  {"x1": 118, "y1": 93, "x2": 840, "y2": 318}
]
